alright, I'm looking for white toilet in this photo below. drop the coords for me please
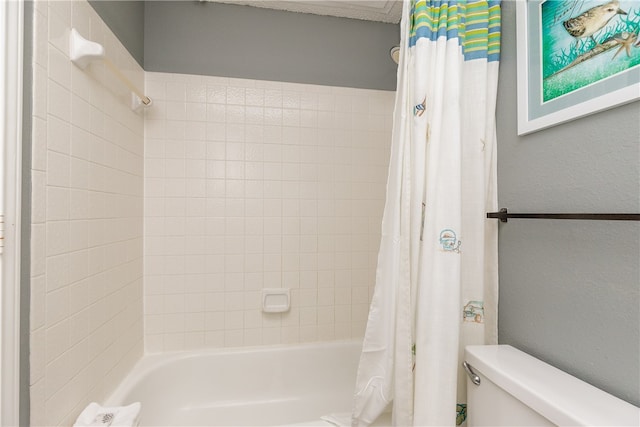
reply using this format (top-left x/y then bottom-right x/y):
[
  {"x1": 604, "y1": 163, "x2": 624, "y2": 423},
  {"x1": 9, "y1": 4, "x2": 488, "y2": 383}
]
[{"x1": 464, "y1": 345, "x2": 640, "y2": 426}]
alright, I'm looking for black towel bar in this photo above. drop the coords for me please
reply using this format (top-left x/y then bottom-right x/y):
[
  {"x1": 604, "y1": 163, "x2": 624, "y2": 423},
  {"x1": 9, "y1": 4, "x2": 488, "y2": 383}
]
[{"x1": 487, "y1": 208, "x2": 640, "y2": 223}]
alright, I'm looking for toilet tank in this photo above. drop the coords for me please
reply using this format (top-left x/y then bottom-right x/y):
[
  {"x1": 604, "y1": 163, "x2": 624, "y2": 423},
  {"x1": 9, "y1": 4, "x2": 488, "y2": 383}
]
[{"x1": 464, "y1": 345, "x2": 640, "y2": 426}]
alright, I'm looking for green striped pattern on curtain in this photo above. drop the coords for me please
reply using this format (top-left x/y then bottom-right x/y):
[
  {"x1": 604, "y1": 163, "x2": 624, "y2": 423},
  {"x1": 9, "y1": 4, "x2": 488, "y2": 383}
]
[{"x1": 409, "y1": 0, "x2": 501, "y2": 62}]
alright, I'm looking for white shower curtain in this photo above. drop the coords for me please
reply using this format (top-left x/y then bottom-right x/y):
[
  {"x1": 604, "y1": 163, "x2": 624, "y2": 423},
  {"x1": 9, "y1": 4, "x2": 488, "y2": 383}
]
[{"x1": 352, "y1": 1, "x2": 501, "y2": 426}]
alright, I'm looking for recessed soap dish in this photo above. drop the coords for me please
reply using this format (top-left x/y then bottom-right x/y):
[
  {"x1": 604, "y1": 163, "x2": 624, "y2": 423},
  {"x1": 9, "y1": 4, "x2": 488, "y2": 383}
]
[{"x1": 262, "y1": 288, "x2": 290, "y2": 313}]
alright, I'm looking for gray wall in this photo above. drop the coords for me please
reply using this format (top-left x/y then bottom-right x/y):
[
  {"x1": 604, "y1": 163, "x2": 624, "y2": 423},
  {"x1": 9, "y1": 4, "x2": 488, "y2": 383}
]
[
  {"x1": 88, "y1": 0, "x2": 145, "y2": 66},
  {"x1": 143, "y1": 1, "x2": 399, "y2": 90},
  {"x1": 496, "y1": 1, "x2": 640, "y2": 406}
]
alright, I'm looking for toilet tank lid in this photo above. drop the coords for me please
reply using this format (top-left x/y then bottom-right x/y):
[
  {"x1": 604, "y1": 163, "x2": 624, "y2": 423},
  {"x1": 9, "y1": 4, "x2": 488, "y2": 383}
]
[{"x1": 465, "y1": 345, "x2": 640, "y2": 427}]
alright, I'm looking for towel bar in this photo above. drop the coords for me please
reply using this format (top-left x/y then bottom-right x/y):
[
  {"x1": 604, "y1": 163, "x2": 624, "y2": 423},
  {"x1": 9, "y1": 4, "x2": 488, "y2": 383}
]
[{"x1": 487, "y1": 208, "x2": 640, "y2": 222}]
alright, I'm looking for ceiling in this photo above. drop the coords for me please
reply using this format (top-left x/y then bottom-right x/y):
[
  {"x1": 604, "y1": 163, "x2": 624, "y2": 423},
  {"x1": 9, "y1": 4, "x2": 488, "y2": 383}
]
[{"x1": 204, "y1": 0, "x2": 402, "y2": 24}]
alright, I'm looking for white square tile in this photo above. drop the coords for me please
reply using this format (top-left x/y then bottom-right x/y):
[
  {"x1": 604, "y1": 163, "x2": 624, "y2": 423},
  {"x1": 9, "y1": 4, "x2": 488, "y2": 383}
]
[
  {"x1": 47, "y1": 8, "x2": 69, "y2": 56},
  {"x1": 264, "y1": 90, "x2": 283, "y2": 108},
  {"x1": 207, "y1": 85, "x2": 226, "y2": 104},
  {"x1": 245, "y1": 88, "x2": 264, "y2": 106},
  {"x1": 164, "y1": 333, "x2": 185, "y2": 351},
  {"x1": 45, "y1": 287, "x2": 69, "y2": 327},
  {"x1": 44, "y1": 319, "x2": 69, "y2": 364},
  {"x1": 205, "y1": 294, "x2": 225, "y2": 313},
  {"x1": 226, "y1": 87, "x2": 245, "y2": 105},
  {"x1": 166, "y1": 82, "x2": 186, "y2": 101},
  {"x1": 166, "y1": 102, "x2": 187, "y2": 121},
  {"x1": 141, "y1": 74, "x2": 392, "y2": 350},
  {"x1": 186, "y1": 84, "x2": 207, "y2": 103},
  {"x1": 224, "y1": 330, "x2": 243, "y2": 347},
  {"x1": 145, "y1": 334, "x2": 164, "y2": 353}
]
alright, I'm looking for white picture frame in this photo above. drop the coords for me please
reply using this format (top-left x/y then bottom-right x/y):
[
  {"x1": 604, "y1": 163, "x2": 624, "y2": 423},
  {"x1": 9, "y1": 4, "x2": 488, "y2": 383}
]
[{"x1": 516, "y1": 0, "x2": 640, "y2": 135}]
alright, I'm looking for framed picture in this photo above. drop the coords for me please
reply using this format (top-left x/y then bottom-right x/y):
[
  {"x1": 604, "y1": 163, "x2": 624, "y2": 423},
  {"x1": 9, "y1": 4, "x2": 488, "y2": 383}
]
[{"x1": 516, "y1": 0, "x2": 640, "y2": 135}]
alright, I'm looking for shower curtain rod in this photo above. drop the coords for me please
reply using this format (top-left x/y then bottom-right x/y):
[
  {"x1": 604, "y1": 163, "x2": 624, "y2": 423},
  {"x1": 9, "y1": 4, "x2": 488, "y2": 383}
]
[{"x1": 487, "y1": 208, "x2": 640, "y2": 222}]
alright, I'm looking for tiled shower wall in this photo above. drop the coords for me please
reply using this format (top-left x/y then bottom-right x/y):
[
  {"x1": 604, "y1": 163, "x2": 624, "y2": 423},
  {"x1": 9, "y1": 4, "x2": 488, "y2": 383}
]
[
  {"x1": 144, "y1": 72, "x2": 394, "y2": 351},
  {"x1": 29, "y1": 1, "x2": 144, "y2": 425}
]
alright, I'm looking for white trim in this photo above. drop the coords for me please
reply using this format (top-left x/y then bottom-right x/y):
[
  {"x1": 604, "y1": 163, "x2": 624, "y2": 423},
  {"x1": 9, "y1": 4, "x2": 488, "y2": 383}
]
[{"x1": 0, "y1": 0, "x2": 24, "y2": 425}]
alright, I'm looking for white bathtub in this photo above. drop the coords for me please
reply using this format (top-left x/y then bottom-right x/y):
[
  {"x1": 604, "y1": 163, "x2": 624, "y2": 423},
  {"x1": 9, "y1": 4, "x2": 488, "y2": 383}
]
[{"x1": 106, "y1": 340, "x2": 391, "y2": 426}]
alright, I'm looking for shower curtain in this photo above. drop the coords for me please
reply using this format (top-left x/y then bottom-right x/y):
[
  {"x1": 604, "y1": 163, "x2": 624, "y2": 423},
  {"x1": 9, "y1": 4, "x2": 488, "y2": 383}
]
[{"x1": 352, "y1": 1, "x2": 500, "y2": 426}]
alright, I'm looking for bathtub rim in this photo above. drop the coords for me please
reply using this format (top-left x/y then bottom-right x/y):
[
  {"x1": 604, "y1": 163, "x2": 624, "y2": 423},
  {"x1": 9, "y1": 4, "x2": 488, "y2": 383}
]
[{"x1": 105, "y1": 339, "x2": 364, "y2": 407}]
